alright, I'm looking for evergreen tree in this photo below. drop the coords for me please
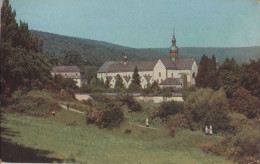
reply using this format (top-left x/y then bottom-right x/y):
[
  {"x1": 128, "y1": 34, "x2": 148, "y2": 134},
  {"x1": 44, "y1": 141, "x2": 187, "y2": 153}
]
[
  {"x1": 98, "y1": 77, "x2": 106, "y2": 88},
  {"x1": 238, "y1": 59, "x2": 260, "y2": 98},
  {"x1": 216, "y1": 57, "x2": 240, "y2": 98},
  {"x1": 1, "y1": 0, "x2": 51, "y2": 96},
  {"x1": 129, "y1": 66, "x2": 141, "y2": 91},
  {"x1": 115, "y1": 74, "x2": 124, "y2": 89},
  {"x1": 195, "y1": 54, "x2": 209, "y2": 88},
  {"x1": 105, "y1": 78, "x2": 110, "y2": 88},
  {"x1": 196, "y1": 54, "x2": 218, "y2": 89}
]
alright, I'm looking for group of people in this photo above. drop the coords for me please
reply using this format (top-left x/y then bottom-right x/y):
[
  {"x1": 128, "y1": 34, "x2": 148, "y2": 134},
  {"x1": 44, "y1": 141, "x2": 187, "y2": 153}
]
[{"x1": 205, "y1": 126, "x2": 213, "y2": 135}]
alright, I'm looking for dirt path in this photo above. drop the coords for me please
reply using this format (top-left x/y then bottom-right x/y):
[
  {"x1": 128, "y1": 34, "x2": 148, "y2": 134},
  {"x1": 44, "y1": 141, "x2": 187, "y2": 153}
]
[
  {"x1": 59, "y1": 103, "x2": 159, "y2": 130},
  {"x1": 127, "y1": 122, "x2": 160, "y2": 130},
  {"x1": 59, "y1": 104, "x2": 85, "y2": 114}
]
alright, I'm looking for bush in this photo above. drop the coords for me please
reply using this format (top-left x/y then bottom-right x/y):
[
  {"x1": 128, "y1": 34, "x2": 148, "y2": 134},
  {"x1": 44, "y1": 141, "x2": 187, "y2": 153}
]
[
  {"x1": 166, "y1": 114, "x2": 188, "y2": 128},
  {"x1": 86, "y1": 93, "x2": 124, "y2": 128},
  {"x1": 184, "y1": 88, "x2": 230, "y2": 132},
  {"x1": 7, "y1": 90, "x2": 61, "y2": 116},
  {"x1": 86, "y1": 105, "x2": 124, "y2": 129},
  {"x1": 232, "y1": 128, "x2": 259, "y2": 157},
  {"x1": 201, "y1": 122, "x2": 259, "y2": 163},
  {"x1": 120, "y1": 95, "x2": 142, "y2": 112},
  {"x1": 230, "y1": 87, "x2": 259, "y2": 119},
  {"x1": 124, "y1": 129, "x2": 132, "y2": 134},
  {"x1": 153, "y1": 101, "x2": 184, "y2": 118}
]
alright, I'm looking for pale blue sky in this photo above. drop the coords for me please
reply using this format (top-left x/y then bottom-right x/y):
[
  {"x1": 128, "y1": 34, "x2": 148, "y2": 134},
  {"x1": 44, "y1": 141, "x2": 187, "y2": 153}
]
[{"x1": 9, "y1": 0, "x2": 260, "y2": 48}]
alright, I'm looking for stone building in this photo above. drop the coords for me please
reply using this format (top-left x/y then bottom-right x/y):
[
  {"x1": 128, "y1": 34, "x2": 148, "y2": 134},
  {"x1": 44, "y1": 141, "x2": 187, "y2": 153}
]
[
  {"x1": 97, "y1": 33, "x2": 198, "y2": 89},
  {"x1": 51, "y1": 66, "x2": 87, "y2": 87}
]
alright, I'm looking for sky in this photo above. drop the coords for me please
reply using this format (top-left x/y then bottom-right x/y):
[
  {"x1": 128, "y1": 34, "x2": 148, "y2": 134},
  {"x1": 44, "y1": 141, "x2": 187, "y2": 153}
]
[{"x1": 9, "y1": 0, "x2": 260, "y2": 48}]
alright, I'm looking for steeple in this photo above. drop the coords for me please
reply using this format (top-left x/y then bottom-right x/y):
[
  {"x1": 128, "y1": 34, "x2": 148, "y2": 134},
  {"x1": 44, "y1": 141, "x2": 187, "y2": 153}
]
[{"x1": 170, "y1": 28, "x2": 178, "y2": 62}]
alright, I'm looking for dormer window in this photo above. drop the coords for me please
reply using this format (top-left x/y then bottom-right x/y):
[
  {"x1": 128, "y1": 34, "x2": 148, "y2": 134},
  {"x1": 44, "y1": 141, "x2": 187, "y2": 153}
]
[{"x1": 159, "y1": 72, "x2": 161, "y2": 77}]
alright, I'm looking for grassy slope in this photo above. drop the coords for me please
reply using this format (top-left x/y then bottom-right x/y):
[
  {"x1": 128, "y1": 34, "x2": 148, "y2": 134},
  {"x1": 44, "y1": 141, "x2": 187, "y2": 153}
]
[
  {"x1": 1, "y1": 109, "x2": 232, "y2": 163},
  {"x1": 31, "y1": 30, "x2": 260, "y2": 66}
]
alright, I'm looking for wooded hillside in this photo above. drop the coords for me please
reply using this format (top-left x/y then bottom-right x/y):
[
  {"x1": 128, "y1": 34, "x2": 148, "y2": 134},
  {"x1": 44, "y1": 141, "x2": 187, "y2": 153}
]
[{"x1": 31, "y1": 30, "x2": 260, "y2": 66}]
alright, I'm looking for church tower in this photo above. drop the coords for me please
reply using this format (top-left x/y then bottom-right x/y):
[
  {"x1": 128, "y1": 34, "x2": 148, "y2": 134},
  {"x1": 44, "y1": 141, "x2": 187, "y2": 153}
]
[{"x1": 170, "y1": 29, "x2": 178, "y2": 62}]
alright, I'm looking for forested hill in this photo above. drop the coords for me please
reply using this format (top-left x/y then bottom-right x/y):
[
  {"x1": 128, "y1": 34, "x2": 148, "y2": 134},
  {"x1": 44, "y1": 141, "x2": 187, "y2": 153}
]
[{"x1": 31, "y1": 30, "x2": 260, "y2": 66}]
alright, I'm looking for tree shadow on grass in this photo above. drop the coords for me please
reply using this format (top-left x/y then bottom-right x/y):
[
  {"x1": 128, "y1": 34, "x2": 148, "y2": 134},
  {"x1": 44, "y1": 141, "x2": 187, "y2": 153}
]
[{"x1": 0, "y1": 112, "x2": 66, "y2": 163}]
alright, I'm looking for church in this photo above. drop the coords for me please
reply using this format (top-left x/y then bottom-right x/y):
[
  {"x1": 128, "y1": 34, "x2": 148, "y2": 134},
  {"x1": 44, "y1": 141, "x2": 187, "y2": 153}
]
[{"x1": 97, "y1": 32, "x2": 198, "y2": 89}]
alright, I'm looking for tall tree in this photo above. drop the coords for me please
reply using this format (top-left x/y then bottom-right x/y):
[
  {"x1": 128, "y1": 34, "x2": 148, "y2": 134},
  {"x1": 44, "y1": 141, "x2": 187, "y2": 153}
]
[
  {"x1": 115, "y1": 74, "x2": 124, "y2": 89},
  {"x1": 1, "y1": 0, "x2": 51, "y2": 96},
  {"x1": 239, "y1": 59, "x2": 260, "y2": 98},
  {"x1": 216, "y1": 57, "x2": 240, "y2": 98},
  {"x1": 195, "y1": 55, "x2": 209, "y2": 88},
  {"x1": 129, "y1": 66, "x2": 141, "y2": 90}
]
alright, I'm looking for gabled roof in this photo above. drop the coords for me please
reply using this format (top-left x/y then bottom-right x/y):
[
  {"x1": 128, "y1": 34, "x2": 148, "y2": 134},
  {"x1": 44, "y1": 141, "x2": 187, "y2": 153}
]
[
  {"x1": 159, "y1": 58, "x2": 176, "y2": 69},
  {"x1": 175, "y1": 58, "x2": 195, "y2": 70},
  {"x1": 159, "y1": 58, "x2": 195, "y2": 70},
  {"x1": 159, "y1": 78, "x2": 182, "y2": 85},
  {"x1": 97, "y1": 58, "x2": 195, "y2": 73},
  {"x1": 123, "y1": 76, "x2": 131, "y2": 83},
  {"x1": 97, "y1": 61, "x2": 120, "y2": 73},
  {"x1": 97, "y1": 60, "x2": 157, "y2": 73},
  {"x1": 52, "y1": 66, "x2": 81, "y2": 72},
  {"x1": 143, "y1": 75, "x2": 152, "y2": 82}
]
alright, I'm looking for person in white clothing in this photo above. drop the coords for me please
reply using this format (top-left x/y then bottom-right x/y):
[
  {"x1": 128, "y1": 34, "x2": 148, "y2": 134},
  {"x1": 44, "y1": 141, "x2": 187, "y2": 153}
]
[
  {"x1": 205, "y1": 126, "x2": 209, "y2": 135},
  {"x1": 209, "y1": 126, "x2": 213, "y2": 135},
  {"x1": 146, "y1": 118, "x2": 149, "y2": 127}
]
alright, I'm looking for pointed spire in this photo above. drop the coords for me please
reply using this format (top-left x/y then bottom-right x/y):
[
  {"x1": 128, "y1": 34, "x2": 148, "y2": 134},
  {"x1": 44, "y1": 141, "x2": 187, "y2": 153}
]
[{"x1": 173, "y1": 27, "x2": 175, "y2": 38}]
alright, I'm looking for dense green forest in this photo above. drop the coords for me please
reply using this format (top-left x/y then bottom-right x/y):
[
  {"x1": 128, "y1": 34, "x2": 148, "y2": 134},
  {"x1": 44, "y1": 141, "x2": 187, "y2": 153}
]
[{"x1": 31, "y1": 30, "x2": 260, "y2": 66}]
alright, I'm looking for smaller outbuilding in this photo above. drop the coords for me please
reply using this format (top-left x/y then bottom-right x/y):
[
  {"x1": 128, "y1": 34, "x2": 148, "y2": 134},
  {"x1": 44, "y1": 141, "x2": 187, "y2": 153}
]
[{"x1": 51, "y1": 66, "x2": 88, "y2": 87}]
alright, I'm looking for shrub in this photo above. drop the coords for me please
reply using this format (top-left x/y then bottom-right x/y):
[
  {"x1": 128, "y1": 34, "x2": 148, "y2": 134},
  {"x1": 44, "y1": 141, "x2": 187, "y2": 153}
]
[
  {"x1": 201, "y1": 124, "x2": 259, "y2": 163},
  {"x1": 86, "y1": 94, "x2": 124, "y2": 128},
  {"x1": 120, "y1": 95, "x2": 142, "y2": 112},
  {"x1": 166, "y1": 114, "x2": 188, "y2": 128},
  {"x1": 232, "y1": 128, "x2": 259, "y2": 157},
  {"x1": 86, "y1": 105, "x2": 124, "y2": 129},
  {"x1": 230, "y1": 87, "x2": 259, "y2": 119},
  {"x1": 153, "y1": 101, "x2": 184, "y2": 118},
  {"x1": 184, "y1": 88, "x2": 230, "y2": 132},
  {"x1": 7, "y1": 90, "x2": 61, "y2": 116},
  {"x1": 124, "y1": 129, "x2": 132, "y2": 134}
]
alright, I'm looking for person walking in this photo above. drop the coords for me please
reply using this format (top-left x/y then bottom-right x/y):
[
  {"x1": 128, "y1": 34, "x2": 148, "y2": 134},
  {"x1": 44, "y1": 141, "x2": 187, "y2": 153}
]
[
  {"x1": 205, "y1": 126, "x2": 209, "y2": 135},
  {"x1": 146, "y1": 118, "x2": 149, "y2": 127},
  {"x1": 52, "y1": 110, "x2": 56, "y2": 116},
  {"x1": 209, "y1": 126, "x2": 213, "y2": 135}
]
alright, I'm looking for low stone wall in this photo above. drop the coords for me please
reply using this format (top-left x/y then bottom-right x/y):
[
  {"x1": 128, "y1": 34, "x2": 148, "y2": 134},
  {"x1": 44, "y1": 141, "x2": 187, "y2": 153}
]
[
  {"x1": 135, "y1": 96, "x2": 183, "y2": 103},
  {"x1": 74, "y1": 93, "x2": 92, "y2": 101},
  {"x1": 75, "y1": 93, "x2": 184, "y2": 103}
]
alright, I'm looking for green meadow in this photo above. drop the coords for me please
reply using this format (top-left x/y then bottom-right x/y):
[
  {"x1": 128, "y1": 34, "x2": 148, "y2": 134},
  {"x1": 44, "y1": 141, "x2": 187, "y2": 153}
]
[{"x1": 1, "y1": 108, "x2": 233, "y2": 163}]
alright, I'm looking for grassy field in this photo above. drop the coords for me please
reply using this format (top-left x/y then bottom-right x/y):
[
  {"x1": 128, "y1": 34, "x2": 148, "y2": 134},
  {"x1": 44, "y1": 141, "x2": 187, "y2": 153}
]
[{"x1": 1, "y1": 108, "x2": 233, "y2": 163}]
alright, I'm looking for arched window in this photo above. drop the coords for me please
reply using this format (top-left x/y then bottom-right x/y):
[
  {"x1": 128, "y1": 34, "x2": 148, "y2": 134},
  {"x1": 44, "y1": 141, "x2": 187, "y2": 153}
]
[
  {"x1": 159, "y1": 72, "x2": 161, "y2": 77},
  {"x1": 192, "y1": 72, "x2": 195, "y2": 78},
  {"x1": 171, "y1": 73, "x2": 174, "y2": 78}
]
